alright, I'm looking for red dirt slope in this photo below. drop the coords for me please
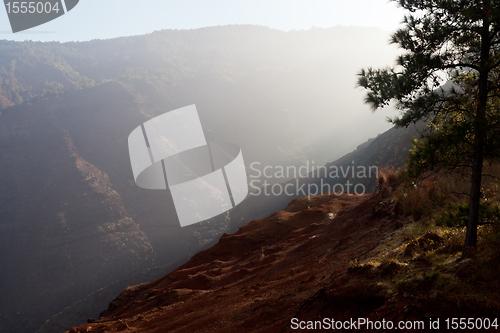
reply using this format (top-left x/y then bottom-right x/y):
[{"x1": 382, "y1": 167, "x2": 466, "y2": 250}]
[{"x1": 67, "y1": 192, "x2": 405, "y2": 333}]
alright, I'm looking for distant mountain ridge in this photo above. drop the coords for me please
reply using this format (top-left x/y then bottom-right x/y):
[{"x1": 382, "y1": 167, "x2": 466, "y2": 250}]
[
  {"x1": 0, "y1": 25, "x2": 390, "y2": 109},
  {"x1": 1, "y1": 25, "x2": 400, "y2": 167}
]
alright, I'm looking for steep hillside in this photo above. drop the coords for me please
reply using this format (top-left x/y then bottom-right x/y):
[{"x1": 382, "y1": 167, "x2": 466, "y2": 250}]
[
  {"x1": 67, "y1": 179, "x2": 500, "y2": 333},
  {"x1": 317, "y1": 121, "x2": 426, "y2": 192},
  {"x1": 226, "y1": 122, "x2": 423, "y2": 234},
  {"x1": 65, "y1": 134, "x2": 500, "y2": 333},
  {"x1": 66, "y1": 192, "x2": 396, "y2": 332},
  {"x1": 0, "y1": 79, "x2": 421, "y2": 332}
]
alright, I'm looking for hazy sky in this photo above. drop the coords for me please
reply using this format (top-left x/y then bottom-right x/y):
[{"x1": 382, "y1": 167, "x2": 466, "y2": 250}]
[{"x1": 0, "y1": 0, "x2": 405, "y2": 42}]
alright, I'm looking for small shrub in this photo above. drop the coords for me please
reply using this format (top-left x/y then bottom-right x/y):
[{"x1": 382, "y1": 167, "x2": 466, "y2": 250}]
[
  {"x1": 378, "y1": 166, "x2": 400, "y2": 199},
  {"x1": 394, "y1": 175, "x2": 452, "y2": 221}
]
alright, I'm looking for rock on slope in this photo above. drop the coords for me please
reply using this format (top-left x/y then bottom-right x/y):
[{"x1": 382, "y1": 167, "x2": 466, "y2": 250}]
[{"x1": 66, "y1": 191, "x2": 411, "y2": 333}]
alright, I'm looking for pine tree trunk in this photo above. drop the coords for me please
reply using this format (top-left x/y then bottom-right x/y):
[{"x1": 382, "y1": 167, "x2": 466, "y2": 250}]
[
  {"x1": 463, "y1": 138, "x2": 484, "y2": 257},
  {"x1": 463, "y1": 11, "x2": 490, "y2": 259}
]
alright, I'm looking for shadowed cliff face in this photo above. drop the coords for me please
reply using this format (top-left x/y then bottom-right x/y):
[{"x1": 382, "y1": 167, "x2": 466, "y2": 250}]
[
  {"x1": 0, "y1": 95, "x2": 155, "y2": 333},
  {"x1": 0, "y1": 75, "x2": 311, "y2": 333}
]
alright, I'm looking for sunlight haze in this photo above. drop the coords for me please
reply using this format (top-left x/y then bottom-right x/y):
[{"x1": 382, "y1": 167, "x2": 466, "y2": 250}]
[{"x1": 0, "y1": 0, "x2": 405, "y2": 42}]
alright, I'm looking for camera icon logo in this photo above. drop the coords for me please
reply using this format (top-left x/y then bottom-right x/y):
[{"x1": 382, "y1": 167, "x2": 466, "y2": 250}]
[{"x1": 128, "y1": 105, "x2": 249, "y2": 227}]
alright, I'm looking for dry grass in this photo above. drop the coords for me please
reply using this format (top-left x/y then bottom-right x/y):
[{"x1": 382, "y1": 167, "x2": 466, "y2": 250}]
[
  {"x1": 357, "y1": 162, "x2": 500, "y2": 318},
  {"x1": 377, "y1": 166, "x2": 399, "y2": 199}
]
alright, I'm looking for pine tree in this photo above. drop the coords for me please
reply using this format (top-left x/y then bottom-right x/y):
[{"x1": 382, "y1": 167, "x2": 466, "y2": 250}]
[{"x1": 357, "y1": 0, "x2": 500, "y2": 258}]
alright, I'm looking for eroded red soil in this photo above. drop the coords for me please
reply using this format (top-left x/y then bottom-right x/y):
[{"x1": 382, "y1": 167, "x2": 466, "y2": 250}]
[{"x1": 66, "y1": 192, "x2": 408, "y2": 333}]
